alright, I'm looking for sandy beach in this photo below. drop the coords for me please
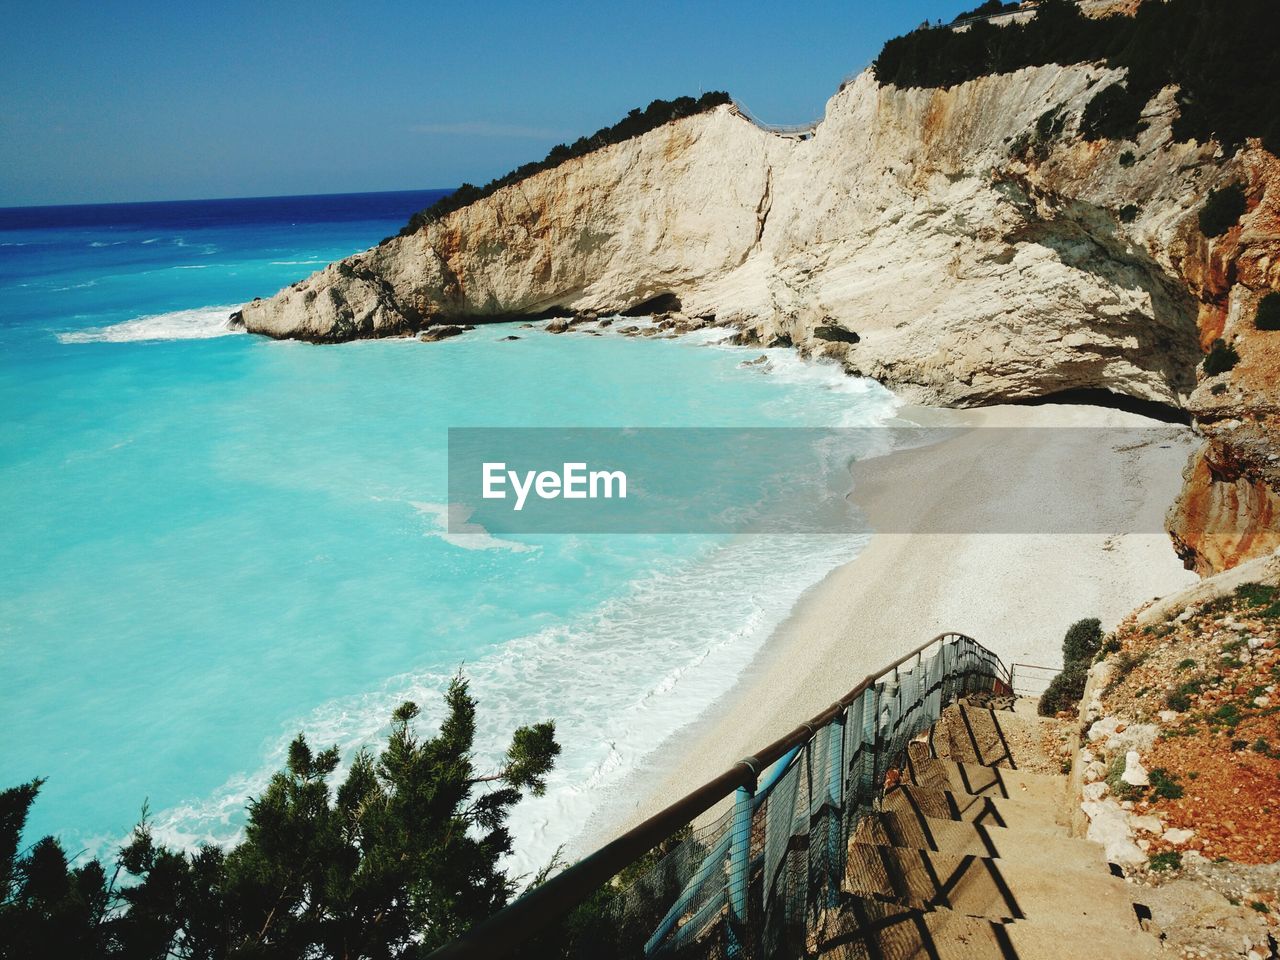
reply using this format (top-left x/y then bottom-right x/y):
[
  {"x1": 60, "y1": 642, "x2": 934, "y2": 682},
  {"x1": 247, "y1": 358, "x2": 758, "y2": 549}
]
[{"x1": 580, "y1": 401, "x2": 1200, "y2": 846}]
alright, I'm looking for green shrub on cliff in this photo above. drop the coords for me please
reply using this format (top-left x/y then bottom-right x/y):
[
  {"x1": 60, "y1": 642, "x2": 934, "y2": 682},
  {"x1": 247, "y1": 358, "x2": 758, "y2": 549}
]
[
  {"x1": 953, "y1": 1, "x2": 1019, "y2": 22},
  {"x1": 1199, "y1": 182, "x2": 1248, "y2": 238},
  {"x1": 1080, "y1": 83, "x2": 1148, "y2": 142},
  {"x1": 1202, "y1": 338, "x2": 1240, "y2": 376},
  {"x1": 1063, "y1": 617, "x2": 1104, "y2": 664},
  {"x1": 0, "y1": 676, "x2": 559, "y2": 959},
  {"x1": 1038, "y1": 659, "x2": 1088, "y2": 717},
  {"x1": 1038, "y1": 617, "x2": 1105, "y2": 716},
  {"x1": 393, "y1": 92, "x2": 732, "y2": 237},
  {"x1": 1255, "y1": 292, "x2": 1280, "y2": 331}
]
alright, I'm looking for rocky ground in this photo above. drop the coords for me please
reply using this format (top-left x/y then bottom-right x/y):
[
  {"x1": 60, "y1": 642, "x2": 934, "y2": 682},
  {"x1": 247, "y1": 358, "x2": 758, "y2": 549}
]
[{"x1": 1063, "y1": 555, "x2": 1280, "y2": 957}]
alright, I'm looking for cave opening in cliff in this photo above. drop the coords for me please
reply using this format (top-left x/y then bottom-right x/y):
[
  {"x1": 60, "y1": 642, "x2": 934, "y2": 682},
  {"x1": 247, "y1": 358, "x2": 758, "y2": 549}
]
[
  {"x1": 1012, "y1": 387, "x2": 1191, "y2": 425},
  {"x1": 622, "y1": 292, "x2": 682, "y2": 316}
]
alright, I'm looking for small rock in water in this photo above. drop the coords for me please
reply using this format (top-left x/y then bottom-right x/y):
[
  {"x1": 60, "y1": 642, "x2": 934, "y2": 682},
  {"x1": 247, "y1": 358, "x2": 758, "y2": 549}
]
[{"x1": 417, "y1": 325, "x2": 466, "y2": 342}]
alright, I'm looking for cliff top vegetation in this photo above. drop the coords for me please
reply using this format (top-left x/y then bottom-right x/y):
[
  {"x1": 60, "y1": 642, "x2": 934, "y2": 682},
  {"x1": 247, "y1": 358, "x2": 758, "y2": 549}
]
[{"x1": 873, "y1": 0, "x2": 1280, "y2": 155}]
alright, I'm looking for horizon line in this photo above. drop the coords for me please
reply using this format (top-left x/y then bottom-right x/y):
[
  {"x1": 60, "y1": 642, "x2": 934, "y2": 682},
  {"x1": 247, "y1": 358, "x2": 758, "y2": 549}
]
[{"x1": 0, "y1": 186, "x2": 458, "y2": 215}]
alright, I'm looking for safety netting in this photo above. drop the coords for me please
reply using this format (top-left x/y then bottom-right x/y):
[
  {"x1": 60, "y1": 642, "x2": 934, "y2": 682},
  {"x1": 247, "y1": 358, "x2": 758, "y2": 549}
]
[{"x1": 522, "y1": 633, "x2": 1007, "y2": 960}]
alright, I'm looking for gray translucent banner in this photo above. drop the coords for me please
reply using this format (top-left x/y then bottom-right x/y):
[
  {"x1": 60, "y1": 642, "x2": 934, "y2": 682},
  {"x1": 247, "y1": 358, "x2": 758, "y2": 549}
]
[{"x1": 445, "y1": 426, "x2": 1240, "y2": 535}]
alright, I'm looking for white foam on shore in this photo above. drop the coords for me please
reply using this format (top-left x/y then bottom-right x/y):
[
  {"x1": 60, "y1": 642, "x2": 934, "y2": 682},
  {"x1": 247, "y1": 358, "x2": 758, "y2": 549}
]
[
  {"x1": 57, "y1": 305, "x2": 244, "y2": 343},
  {"x1": 144, "y1": 526, "x2": 874, "y2": 878}
]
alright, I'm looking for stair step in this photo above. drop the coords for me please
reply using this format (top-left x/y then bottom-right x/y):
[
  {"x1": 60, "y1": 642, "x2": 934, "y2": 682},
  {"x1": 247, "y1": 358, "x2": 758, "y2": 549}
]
[
  {"x1": 854, "y1": 810, "x2": 1110, "y2": 869},
  {"x1": 844, "y1": 842, "x2": 1142, "y2": 927},
  {"x1": 882, "y1": 785, "x2": 1066, "y2": 835},
  {"x1": 815, "y1": 894, "x2": 1160, "y2": 959},
  {"x1": 935, "y1": 704, "x2": 1019, "y2": 769},
  {"x1": 963, "y1": 700, "x2": 1064, "y2": 775},
  {"x1": 907, "y1": 749, "x2": 1066, "y2": 804}
]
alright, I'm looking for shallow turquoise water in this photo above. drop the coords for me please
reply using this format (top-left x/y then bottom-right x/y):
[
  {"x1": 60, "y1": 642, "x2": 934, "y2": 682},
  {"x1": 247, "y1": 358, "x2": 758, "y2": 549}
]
[{"x1": 0, "y1": 193, "x2": 897, "y2": 871}]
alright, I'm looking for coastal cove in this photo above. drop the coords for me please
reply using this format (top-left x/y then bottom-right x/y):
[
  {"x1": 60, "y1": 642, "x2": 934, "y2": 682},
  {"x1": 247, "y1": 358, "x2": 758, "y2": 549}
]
[{"x1": 6, "y1": 1, "x2": 1280, "y2": 954}]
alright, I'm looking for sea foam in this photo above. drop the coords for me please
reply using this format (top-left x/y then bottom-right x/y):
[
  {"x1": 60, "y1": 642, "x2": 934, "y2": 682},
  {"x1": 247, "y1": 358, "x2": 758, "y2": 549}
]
[{"x1": 57, "y1": 305, "x2": 245, "y2": 343}]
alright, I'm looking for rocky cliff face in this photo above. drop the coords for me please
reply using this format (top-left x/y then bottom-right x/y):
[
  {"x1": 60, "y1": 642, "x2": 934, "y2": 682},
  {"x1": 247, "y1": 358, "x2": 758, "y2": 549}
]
[
  {"x1": 1166, "y1": 149, "x2": 1280, "y2": 573},
  {"x1": 236, "y1": 63, "x2": 1279, "y2": 573}
]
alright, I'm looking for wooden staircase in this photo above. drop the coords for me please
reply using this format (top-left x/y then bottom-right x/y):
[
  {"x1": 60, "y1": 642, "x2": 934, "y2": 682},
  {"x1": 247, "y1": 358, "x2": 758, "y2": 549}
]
[{"x1": 812, "y1": 697, "x2": 1161, "y2": 959}]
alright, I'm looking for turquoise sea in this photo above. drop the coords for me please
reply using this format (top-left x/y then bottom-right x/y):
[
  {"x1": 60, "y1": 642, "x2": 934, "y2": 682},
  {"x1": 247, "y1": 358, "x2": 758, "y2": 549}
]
[{"x1": 0, "y1": 191, "x2": 899, "y2": 874}]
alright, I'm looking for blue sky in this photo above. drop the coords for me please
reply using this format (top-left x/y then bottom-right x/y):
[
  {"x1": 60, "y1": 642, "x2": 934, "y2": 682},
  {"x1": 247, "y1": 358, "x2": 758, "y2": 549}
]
[{"x1": 1, "y1": 1, "x2": 966, "y2": 206}]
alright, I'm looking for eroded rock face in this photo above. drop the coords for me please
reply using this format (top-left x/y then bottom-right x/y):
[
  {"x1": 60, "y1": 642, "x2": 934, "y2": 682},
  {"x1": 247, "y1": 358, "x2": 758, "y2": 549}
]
[
  {"x1": 237, "y1": 62, "x2": 1279, "y2": 571},
  {"x1": 1165, "y1": 150, "x2": 1280, "y2": 574}
]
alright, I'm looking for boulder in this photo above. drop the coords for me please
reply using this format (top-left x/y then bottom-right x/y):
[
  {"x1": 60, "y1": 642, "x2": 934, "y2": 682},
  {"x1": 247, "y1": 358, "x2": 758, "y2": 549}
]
[
  {"x1": 813, "y1": 325, "x2": 861, "y2": 344},
  {"x1": 1082, "y1": 799, "x2": 1147, "y2": 867}
]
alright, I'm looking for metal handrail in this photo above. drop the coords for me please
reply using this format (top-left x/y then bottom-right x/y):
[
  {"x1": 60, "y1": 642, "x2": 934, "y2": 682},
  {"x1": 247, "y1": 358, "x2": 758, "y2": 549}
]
[
  {"x1": 428, "y1": 631, "x2": 1008, "y2": 959},
  {"x1": 728, "y1": 101, "x2": 820, "y2": 137},
  {"x1": 1008, "y1": 661, "x2": 1059, "y2": 697}
]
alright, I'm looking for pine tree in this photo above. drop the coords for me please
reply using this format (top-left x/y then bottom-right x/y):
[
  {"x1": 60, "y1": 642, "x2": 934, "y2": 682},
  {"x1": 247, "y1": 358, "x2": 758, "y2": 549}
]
[{"x1": 0, "y1": 673, "x2": 558, "y2": 959}]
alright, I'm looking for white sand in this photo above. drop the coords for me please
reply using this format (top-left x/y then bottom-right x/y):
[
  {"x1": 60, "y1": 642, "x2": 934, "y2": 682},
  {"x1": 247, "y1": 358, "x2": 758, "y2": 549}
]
[{"x1": 578, "y1": 402, "x2": 1199, "y2": 848}]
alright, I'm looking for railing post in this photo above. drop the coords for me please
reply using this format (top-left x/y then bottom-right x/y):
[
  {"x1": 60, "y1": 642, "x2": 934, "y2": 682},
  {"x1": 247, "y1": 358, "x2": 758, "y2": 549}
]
[
  {"x1": 825, "y1": 710, "x2": 845, "y2": 905},
  {"x1": 868, "y1": 685, "x2": 882, "y2": 804},
  {"x1": 727, "y1": 779, "x2": 755, "y2": 957}
]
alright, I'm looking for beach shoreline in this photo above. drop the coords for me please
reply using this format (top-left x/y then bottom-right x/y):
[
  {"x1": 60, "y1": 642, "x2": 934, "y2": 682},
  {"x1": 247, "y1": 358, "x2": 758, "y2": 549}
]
[{"x1": 577, "y1": 400, "x2": 1200, "y2": 850}]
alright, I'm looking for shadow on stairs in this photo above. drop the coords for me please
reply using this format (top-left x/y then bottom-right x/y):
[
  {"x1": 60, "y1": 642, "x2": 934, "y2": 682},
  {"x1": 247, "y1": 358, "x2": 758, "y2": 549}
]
[{"x1": 812, "y1": 696, "x2": 1161, "y2": 960}]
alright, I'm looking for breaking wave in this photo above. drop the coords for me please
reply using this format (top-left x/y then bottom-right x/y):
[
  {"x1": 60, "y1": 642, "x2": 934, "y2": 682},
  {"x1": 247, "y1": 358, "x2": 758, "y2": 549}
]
[{"x1": 57, "y1": 305, "x2": 244, "y2": 343}]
